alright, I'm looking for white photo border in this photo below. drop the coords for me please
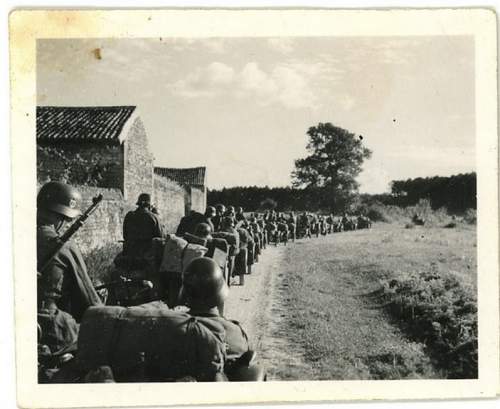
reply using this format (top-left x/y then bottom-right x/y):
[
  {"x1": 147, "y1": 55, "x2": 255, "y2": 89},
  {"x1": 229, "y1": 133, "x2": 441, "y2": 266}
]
[{"x1": 9, "y1": 8, "x2": 499, "y2": 407}]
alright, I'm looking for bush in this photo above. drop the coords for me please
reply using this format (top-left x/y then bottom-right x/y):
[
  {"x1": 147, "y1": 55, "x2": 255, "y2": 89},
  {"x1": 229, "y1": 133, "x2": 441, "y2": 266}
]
[
  {"x1": 367, "y1": 207, "x2": 387, "y2": 222},
  {"x1": 84, "y1": 242, "x2": 122, "y2": 285},
  {"x1": 381, "y1": 270, "x2": 477, "y2": 378},
  {"x1": 443, "y1": 222, "x2": 457, "y2": 229}
]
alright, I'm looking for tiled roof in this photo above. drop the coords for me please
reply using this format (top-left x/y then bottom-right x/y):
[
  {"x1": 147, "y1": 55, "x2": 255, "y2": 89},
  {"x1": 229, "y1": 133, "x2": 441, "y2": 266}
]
[
  {"x1": 154, "y1": 167, "x2": 206, "y2": 187},
  {"x1": 37, "y1": 106, "x2": 136, "y2": 143}
]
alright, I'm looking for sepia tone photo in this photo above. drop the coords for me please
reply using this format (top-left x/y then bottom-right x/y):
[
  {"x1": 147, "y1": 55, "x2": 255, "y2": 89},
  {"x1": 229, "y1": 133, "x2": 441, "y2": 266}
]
[{"x1": 10, "y1": 9, "x2": 498, "y2": 407}]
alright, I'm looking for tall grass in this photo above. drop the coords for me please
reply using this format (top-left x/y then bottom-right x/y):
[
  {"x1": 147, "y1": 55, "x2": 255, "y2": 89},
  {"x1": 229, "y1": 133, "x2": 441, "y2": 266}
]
[
  {"x1": 363, "y1": 199, "x2": 475, "y2": 227},
  {"x1": 380, "y1": 269, "x2": 477, "y2": 378},
  {"x1": 83, "y1": 242, "x2": 122, "y2": 285}
]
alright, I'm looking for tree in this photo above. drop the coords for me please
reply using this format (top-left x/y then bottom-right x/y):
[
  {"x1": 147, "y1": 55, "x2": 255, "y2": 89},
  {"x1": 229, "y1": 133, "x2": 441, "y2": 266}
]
[{"x1": 291, "y1": 122, "x2": 372, "y2": 212}]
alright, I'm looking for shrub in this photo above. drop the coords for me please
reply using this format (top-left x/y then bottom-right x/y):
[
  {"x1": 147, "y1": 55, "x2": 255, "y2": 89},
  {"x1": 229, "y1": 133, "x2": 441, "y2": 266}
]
[
  {"x1": 443, "y1": 222, "x2": 457, "y2": 229},
  {"x1": 367, "y1": 207, "x2": 387, "y2": 222},
  {"x1": 381, "y1": 270, "x2": 477, "y2": 378},
  {"x1": 84, "y1": 242, "x2": 122, "y2": 285},
  {"x1": 362, "y1": 342, "x2": 436, "y2": 379}
]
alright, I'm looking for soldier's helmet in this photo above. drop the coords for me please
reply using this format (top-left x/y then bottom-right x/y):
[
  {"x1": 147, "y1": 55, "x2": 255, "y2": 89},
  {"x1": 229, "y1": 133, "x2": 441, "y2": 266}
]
[
  {"x1": 221, "y1": 216, "x2": 235, "y2": 229},
  {"x1": 136, "y1": 193, "x2": 151, "y2": 206},
  {"x1": 205, "y1": 206, "x2": 216, "y2": 218},
  {"x1": 180, "y1": 257, "x2": 229, "y2": 309},
  {"x1": 37, "y1": 181, "x2": 82, "y2": 219},
  {"x1": 215, "y1": 204, "x2": 226, "y2": 214},
  {"x1": 194, "y1": 222, "x2": 212, "y2": 239}
]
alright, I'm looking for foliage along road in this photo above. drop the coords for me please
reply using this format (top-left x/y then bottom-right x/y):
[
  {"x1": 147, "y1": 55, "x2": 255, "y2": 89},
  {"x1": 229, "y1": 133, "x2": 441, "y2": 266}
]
[{"x1": 223, "y1": 225, "x2": 466, "y2": 380}]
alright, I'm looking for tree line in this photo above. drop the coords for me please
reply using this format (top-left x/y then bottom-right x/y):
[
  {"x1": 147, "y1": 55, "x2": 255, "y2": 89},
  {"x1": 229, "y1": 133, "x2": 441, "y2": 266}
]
[
  {"x1": 388, "y1": 173, "x2": 476, "y2": 212},
  {"x1": 208, "y1": 122, "x2": 475, "y2": 215},
  {"x1": 208, "y1": 172, "x2": 476, "y2": 215},
  {"x1": 208, "y1": 186, "x2": 343, "y2": 213}
]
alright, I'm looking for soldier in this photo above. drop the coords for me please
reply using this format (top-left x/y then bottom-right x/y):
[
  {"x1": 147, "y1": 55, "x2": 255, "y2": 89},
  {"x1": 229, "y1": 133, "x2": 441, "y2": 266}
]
[
  {"x1": 326, "y1": 213, "x2": 334, "y2": 234},
  {"x1": 212, "y1": 204, "x2": 226, "y2": 232},
  {"x1": 341, "y1": 212, "x2": 350, "y2": 230},
  {"x1": 123, "y1": 193, "x2": 163, "y2": 263},
  {"x1": 180, "y1": 257, "x2": 250, "y2": 365},
  {"x1": 194, "y1": 222, "x2": 213, "y2": 241},
  {"x1": 216, "y1": 216, "x2": 240, "y2": 285},
  {"x1": 37, "y1": 182, "x2": 103, "y2": 352},
  {"x1": 204, "y1": 206, "x2": 216, "y2": 232},
  {"x1": 225, "y1": 205, "x2": 236, "y2": 220},
  {"x1": 235, "y1": 206, "x2": 246, "y2": 222},
  {"x1": 176, "y1": 206, "x2": 216, "y2": 236}
]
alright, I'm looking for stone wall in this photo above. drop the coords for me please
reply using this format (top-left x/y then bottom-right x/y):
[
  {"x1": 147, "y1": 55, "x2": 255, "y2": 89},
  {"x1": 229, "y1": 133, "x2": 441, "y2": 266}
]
[
  {"x1": 37, "y1": 115, "x2": 205, "y2": 253},
  {"x1": 190, "y1": 186, "x2": 206, "y2": 213},
  {"x1": 72, "y1": 186, "x2": 131, "y2": 255},
  {"x1": 37, "y1": 179, "x2": 186, "y2": 256},
  {"x1": 37, "y1": 142, "x2": 123, "y2": 189},
  {"x1": 123, "y1": 117, "x2": 154, "y2": 203},
  {"x1": 153, "y1": 175, "x2": 185, "y2": 233}
]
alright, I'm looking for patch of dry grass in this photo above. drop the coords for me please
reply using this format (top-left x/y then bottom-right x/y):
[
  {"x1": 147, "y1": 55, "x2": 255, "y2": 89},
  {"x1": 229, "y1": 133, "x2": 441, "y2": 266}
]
[{"x1": 277, "y1": 223, "x2": 476, "y2": 379}]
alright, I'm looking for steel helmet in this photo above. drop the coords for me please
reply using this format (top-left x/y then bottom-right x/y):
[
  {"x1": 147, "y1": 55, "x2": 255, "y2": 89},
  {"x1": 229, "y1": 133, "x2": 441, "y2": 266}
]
[
  {"x1": 180, "y1": 257, "x2": 229, "y2": 309},
  {"x1": 37, "y1": 181, "x2": 82, "y2": 219},
  {"x1": 221, "y1": 216, "x2": 235, "y2": 229},
  {"x1": 136, "y1": 193, "x2": 151, "y2": 206},
  {"x1": 205, "y1": 206, "x2": 216, "y2": 218},
  {"x1": 194, "y1": 222, "x2": 212, "y2": 238},
  {"x1": 215, "y1": 204, "x2": 226, "y2": 214}
]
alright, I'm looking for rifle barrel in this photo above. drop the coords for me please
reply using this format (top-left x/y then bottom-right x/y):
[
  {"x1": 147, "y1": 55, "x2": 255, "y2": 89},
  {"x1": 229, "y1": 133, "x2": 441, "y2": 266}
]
[{"x1": 38, "y1": 193, "x2": 103, "y2": 274}]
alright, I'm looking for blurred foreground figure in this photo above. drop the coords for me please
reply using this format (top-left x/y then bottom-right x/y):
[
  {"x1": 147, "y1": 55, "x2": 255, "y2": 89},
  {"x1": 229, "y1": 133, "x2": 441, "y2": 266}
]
[
  {"x1": 180, "y1": 257, "x2": 250, "y2": 364},
  {"x1": 37, "y1": 181, "x2": 102, "y2": 353},
  {"x1": 76, "y1": 257, "x2": 264, "y2": 382}
]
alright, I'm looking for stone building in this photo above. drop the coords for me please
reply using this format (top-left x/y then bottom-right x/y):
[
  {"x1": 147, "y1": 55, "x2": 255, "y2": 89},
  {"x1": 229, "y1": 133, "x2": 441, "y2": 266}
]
[
  {"x1": 154, "y1": 167, "x2": 207, "y2": 214},
  {"x1": 36, "y1": 105, "x2": 207, "y2": 252},
  {"x1": 37, "y1": 106, "x2": 154, "y2": 202}
]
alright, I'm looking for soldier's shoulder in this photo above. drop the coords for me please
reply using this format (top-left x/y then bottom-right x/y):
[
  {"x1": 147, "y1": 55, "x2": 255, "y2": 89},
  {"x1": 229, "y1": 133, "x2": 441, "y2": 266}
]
[{"x1": 144, "y1": 208, "x2": 161, "y2": 220}]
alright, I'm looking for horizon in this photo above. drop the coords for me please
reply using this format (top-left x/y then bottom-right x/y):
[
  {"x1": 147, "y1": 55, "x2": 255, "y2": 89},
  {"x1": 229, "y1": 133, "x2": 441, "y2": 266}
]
[
  {"x1": 205, "y1": 169, "x2": 477, "y2": 193},
  {"x1": 37, "y1": 36, "x2": 475, "y2": 194}
]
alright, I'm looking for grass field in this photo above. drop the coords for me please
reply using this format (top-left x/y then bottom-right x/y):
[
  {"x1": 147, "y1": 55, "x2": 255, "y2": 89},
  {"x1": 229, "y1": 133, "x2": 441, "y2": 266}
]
[{"x1": 277, "y1": 222, "x2": 476, "y2": 380}]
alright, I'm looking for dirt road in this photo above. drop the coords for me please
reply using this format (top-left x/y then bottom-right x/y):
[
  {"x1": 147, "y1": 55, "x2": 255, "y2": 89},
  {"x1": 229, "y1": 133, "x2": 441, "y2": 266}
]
[
  {"x1": 224, "y1": 227, "x2": 445, "y2": 380},
  {"x1": 223, "y1": 242, "x2": 310, "y2": 380}
]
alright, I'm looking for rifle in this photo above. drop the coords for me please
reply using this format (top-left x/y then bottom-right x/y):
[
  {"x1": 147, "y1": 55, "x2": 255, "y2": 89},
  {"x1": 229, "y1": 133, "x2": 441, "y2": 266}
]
[{"x1": 37, "y1": 194, "x2": 103, "y2": 276}]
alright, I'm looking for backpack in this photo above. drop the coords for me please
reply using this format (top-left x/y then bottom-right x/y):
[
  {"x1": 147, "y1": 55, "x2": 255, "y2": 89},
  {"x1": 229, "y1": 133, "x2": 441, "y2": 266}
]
[{"x1": 77, "y1": 302, "x2": 226, "y2": 382}]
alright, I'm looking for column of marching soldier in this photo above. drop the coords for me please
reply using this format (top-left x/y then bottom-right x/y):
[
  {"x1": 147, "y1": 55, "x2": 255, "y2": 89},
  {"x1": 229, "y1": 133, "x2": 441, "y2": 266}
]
[{"x1": 36, "y1": 181, "x2": 372, "y2": 383}]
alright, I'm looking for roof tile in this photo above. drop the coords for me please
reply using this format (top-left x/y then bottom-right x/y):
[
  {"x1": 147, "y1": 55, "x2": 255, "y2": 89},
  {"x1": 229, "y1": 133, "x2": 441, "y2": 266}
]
[
  {"x1": 37, "y1": 106, "x2": 136, "y2": 142},
  {"x1": 154, "y1": 167, "x2": 206, "y2": 187}
]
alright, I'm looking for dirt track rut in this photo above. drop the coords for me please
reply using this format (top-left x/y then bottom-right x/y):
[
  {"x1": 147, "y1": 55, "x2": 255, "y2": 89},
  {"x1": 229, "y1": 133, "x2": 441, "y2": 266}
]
[{"x1": 224, "y1": 243, "x2": 311, "y2": 380}]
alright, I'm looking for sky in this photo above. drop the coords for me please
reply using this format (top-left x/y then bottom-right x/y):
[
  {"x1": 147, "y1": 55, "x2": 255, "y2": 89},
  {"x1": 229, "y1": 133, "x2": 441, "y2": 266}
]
[{"x1": 37, "y1": 36, "x2": 475, "y2": 193}]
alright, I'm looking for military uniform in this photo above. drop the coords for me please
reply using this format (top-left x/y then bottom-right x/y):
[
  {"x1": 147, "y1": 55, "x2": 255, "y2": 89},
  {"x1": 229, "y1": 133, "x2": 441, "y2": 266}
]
[
  {"x1": 37, "y1": 224, "x2": 102, "y2": 322},
  {"x1": 176, "y1": 211, "x2": 215, "y2": 236},
  {"x1": 189, "y1": 307, "x2": 250, "y2": 363},
  {"x1": 123, "y1": 207, "x2": 163, "y2": 259}
]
